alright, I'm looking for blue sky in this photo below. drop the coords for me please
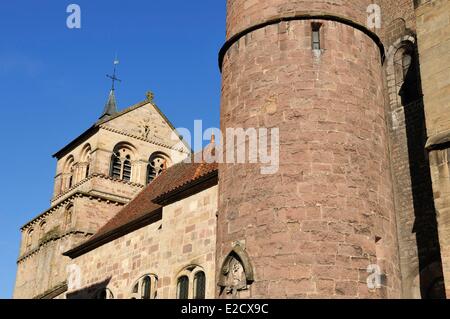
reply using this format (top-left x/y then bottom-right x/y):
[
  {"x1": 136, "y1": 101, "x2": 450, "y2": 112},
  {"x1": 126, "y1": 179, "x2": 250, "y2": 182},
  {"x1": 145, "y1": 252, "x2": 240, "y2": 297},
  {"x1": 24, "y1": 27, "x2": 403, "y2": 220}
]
[{"x1": 0, "y1": 1, "x2": 225, "y2": 298}]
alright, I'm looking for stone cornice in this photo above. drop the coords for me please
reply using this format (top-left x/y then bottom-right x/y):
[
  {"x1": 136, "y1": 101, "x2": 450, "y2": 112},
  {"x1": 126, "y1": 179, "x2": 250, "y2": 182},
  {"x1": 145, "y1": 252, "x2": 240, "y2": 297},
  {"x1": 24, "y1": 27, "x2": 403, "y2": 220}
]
[
  {"x1": 98, "y1": 125, "x2": 189, "y2": 154},
  {"x1": 51, "y1": 173, "x2": 143, "y2": 205},
  {"x1": 17, "y1": 230, "x2": 93, "y2": 264},
  {"x1": 51, "y1": 174, "x2": 95, "y2": 203},
  {"x1": 219, "y1": 13, "x2": 386, "y2": 71},
  {"x1": 53, "y1": 126, "x2": 99, "y2": 159},
  {"x1": 21, "y1": 187, "x2": 131, "y2": 231}
]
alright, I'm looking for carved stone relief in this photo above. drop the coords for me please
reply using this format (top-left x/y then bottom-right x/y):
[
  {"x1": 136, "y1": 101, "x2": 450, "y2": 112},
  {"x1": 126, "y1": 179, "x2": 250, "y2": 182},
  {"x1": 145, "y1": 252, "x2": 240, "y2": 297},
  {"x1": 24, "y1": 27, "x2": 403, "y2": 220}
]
[{"x1": 218, "y1": 244, "x2": 254, "y2": 298}]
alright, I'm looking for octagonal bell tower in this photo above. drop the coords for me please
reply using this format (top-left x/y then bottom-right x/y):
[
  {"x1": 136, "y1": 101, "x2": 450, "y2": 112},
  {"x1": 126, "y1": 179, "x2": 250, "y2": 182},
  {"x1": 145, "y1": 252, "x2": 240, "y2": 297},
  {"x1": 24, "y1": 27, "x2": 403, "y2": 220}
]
[{"x1": 216, "y1": 0, "x2": 401, "y2": 298}]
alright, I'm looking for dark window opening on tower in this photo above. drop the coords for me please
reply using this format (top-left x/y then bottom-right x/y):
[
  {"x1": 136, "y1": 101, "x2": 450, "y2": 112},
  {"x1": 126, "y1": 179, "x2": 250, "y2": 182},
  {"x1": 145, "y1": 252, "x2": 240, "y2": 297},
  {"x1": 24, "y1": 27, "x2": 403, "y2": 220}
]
[
  {"x1": 395, "y1": 44, "x2": 422, "y2": 106},
  {"x1": 111, "y1": 153, "x2": 122, "y2": 179},
  {"x1": 110, "y1": 146, "x2": 134, "y2": 182},
  {"x1": 312, "y1": 23, "x2": 322, "y2": 50},
  {"x1": 68, "y1": 175, "x2": 73, "y2": 188},
  {"x1": 147, "y1": 153, "x2": 168, "y2": 184},
  {"x1": 123, "y1": 155, "x2": 132, "y2": 182},
  {"x1": 402, "y1": 53, "x2": 412, "y2": 79}
]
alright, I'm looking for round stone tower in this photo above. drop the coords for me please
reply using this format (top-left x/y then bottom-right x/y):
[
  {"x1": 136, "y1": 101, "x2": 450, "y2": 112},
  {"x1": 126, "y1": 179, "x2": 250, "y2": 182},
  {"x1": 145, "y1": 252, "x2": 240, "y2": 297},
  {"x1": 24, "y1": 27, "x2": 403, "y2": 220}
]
[{"x1": 216, "y1": 0, "x2": 401, "y2": 298}]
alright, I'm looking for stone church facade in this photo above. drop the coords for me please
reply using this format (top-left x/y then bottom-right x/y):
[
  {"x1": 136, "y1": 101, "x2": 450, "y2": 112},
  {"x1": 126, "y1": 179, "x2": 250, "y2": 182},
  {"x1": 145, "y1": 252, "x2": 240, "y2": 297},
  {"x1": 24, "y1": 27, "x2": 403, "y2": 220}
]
[{"x1": 14, "y1": 0, "x2": 450, "y2": 299}]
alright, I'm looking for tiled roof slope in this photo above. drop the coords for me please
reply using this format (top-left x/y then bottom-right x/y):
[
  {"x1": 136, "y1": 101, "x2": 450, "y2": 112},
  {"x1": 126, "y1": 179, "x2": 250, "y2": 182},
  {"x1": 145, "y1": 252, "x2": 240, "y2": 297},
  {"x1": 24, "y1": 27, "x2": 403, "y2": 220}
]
[{"x1": 64, "y1": 160, "x2": 218, "y2": 257}]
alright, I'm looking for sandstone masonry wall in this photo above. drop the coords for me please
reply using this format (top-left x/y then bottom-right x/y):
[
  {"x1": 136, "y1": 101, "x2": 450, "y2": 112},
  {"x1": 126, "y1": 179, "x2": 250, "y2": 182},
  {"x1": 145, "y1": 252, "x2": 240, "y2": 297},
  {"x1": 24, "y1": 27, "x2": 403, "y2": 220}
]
[
  {"x1": 217, "y1": 0, "x2": 401, "y2": 298},
  {"x1": 67, "y1": 186, "x2": 217, "y2": 299}
]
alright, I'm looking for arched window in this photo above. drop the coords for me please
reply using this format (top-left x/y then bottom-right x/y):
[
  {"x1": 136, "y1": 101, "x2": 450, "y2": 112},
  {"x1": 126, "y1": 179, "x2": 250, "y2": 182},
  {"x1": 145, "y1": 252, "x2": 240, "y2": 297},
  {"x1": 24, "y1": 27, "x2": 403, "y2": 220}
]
[
  {"x1": 64, "y1": 156, "x2": 75, "y2": 190},
  {"x1": 110, "y1": 143, "x2": 135, "y2": 182},
  {"x1": 65, "y1": 205, "x2": 73, "y2": 230},
  {"x1": 394, "y1": 44, "x2": 413, "y2": 88},
  {"x1": 26, "y1": 228, "x2": 34, "y2": 249},
  {"x1": 81, "y1": 144, "x2": 92, "y2": 180},
  {"x1": 130, "y1": 274, "x2": 158, "y2": 299},
  {"x1": 68, "y1": 168, "x2": 74, "y2": 188},
  {"x1": 176, "y1": 266, "x2": 206, "y2": 299},
  {"x1": 39, "y1": 221, "x2": 47, "y2": 238},
  {"x1": 147, "y1": 153, "x2": 169, "y2": 184},
  {"x1": 177, "y1": 276, "x2": 189, "y2": 299},
  {"x1": 394, "y1": 42, "x2": 421, "y2": 105},
  {"x1": 193, "y1": 271, "x2": 206, "y2": 299}
]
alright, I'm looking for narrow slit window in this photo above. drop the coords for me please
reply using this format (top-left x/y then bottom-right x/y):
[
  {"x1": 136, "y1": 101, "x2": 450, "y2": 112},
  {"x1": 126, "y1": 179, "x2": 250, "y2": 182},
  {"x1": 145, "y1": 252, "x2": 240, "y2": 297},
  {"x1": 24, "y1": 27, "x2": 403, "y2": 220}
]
[{"x1": 312, "y1": 23, "x2": 322, "y2": 50}]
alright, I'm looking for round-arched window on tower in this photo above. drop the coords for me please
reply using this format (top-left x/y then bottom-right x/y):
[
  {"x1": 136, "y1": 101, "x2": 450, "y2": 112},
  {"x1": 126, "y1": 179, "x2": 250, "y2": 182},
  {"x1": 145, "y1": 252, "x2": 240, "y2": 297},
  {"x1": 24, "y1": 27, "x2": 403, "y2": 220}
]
[
  {"x1": 81, "y1": 144, "x2": 92, "y2": 179},
  {"x1": 64, "y1": 156, "x2": 75, "y2": 190},
  {"x1": 123, "y1": 155, "x2": 132, "y2": 182},
  {"x1": 147, "y1": 153, "x2": 169, "y2": 184},
  {"x1": 110, "y1": 143, "x2": 135, "y2": 182},
  {"x1": 39, "y1": 221, "x2": 47, "y2": 238},
  {"x1": 26, "y1": 228, "x2": 34, "y2": 250},
  {"x1": 393, "y1": 42, "x2": 421, "y2": 106},
  {"x1": 65, "y1": 204, "x2": 73, "y2": 230}
]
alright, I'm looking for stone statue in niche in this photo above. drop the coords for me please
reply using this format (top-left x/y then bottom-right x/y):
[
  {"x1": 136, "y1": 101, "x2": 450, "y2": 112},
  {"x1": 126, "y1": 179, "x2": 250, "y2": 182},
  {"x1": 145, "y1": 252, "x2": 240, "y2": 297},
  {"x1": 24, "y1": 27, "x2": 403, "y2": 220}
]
[
  {"x1": 222, "y1": 256, "x2": 247, "y2": 297},
  {"x1": 218, "y1": 245, "x2": 254, "y2": 298}
]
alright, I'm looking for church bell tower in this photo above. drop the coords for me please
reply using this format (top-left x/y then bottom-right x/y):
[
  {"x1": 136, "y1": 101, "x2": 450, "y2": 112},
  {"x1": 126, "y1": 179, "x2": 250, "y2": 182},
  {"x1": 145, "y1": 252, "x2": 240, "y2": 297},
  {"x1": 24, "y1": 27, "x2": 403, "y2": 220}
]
[{"x1": 14, "y1": 61, "x2": 190, "y2": 299}]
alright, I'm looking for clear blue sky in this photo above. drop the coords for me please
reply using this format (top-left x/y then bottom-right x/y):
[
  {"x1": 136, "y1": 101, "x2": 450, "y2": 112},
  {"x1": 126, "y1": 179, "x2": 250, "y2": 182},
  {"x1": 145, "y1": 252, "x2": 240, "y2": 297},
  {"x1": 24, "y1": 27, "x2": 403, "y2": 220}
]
[{"x1": 0, "y1": 1, "x2": 225, "y2": 298}]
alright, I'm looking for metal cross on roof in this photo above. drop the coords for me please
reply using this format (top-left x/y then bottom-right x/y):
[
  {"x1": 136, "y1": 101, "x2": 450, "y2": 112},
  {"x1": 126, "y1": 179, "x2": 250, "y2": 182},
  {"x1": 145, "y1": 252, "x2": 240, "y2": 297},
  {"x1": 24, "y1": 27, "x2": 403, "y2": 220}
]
[{"x1": 107, "y1": 59, "x2": 121, "y2": 91}]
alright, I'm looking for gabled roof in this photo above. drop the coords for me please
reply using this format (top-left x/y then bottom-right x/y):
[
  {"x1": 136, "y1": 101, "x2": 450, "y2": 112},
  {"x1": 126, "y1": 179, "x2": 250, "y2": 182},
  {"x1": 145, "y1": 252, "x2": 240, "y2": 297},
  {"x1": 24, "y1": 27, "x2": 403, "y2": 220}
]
[
  {"x1": 52, "y1": 98, "x2": 192, "y2": 159},
  {"x1": 64, "y1": 160, "x2": 218, "y2": 258}
]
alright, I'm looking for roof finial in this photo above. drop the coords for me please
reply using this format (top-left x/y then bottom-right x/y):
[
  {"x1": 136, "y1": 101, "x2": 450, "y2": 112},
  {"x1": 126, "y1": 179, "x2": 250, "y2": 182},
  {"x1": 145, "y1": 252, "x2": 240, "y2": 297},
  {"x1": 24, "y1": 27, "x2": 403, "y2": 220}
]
[
  {"x1": 100, "y1": 58, "x2": 121, "y2": 119},
  {"x1": 107, "y1": 57, "x2": 121, "y2": 91},
  {"x1": 146, "y1": 91, "x2": 154, "y2": 102}
]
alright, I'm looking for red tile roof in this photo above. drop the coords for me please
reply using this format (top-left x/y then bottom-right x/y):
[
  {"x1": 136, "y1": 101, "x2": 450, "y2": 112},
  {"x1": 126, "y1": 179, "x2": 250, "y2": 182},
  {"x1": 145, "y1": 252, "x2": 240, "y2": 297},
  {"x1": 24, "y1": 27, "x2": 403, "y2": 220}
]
[{"x1": 64, "y1": 160, "x2": 218, "y2": 258}]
